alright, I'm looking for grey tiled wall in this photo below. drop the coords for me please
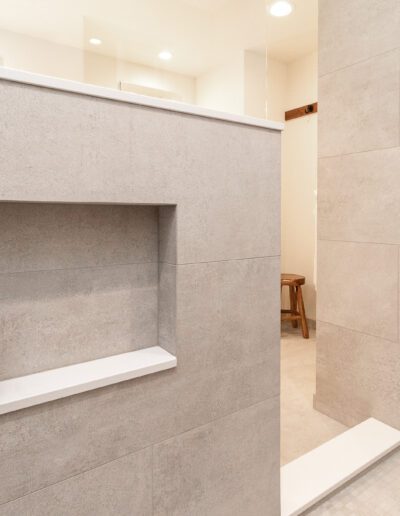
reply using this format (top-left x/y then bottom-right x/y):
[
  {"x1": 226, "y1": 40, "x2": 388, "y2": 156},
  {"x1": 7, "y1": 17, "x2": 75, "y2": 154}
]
[
  {"x1": 316, "y1": 0, "x2": 400, "y2": 429},
  {"x1": 0, "y1": 82, "x2": 280, "y2": 514}
]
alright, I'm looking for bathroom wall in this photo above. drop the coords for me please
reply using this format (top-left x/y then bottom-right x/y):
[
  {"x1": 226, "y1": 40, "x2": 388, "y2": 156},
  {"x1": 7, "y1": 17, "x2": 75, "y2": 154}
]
[
  {"x1": 196, "y1": 50, "x2": 267, "y2": 117},
  {"x1": 267, "y1": 51, "x2": 318, "y2": 320},
  {"x1": 315, "y1": 0, "x2": 400, "y2": 428},
  {"x1": 0, "y1": 79, "x2": 281, "y2": 514}
]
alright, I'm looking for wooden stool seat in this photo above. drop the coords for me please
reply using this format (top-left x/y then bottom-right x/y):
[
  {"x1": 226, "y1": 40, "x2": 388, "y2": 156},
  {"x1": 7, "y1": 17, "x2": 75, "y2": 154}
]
[
  {"x1": 281, "y1": 273, "x2": 309, "y2": 339},
  {"x1": 281, "y1": 273, "x2": 305, "y2": 286}
]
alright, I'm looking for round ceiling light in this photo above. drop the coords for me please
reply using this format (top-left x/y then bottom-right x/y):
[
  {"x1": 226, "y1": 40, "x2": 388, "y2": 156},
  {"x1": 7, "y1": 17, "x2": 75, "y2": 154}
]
[
  {"x1": 269, "y1": 1, "x2": 294, "y2": 17},
  {"x1": 89, "y1": 37, "x2": 102, "y2": 46},
  {"x1": 158, "y1": 50, "x2": 173, "y2": 61}
]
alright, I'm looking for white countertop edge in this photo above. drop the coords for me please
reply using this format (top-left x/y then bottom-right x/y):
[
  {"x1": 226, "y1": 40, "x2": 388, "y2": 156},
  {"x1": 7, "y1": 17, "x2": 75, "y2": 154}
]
[
  {"x1": 0, "y1": 346, "x2": 177, "y2": 415},
  {"x1": 0, "y1": 67, "x2": 284, "y2": 131}
]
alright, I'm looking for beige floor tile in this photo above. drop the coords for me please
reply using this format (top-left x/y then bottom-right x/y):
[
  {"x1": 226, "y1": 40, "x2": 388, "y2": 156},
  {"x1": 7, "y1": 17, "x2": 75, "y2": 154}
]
[{"x1": 281, "y1": 325, "x2": 347, "y2": 465}]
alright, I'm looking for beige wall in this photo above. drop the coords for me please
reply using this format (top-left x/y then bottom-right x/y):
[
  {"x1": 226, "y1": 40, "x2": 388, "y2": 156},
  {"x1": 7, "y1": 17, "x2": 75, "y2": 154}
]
[
  {"x1": 0, "y1": 28, "x2": 196, "y2": 103},
  {"x1": 0, "y1": 28, "x2": 84, "y2": 81},
  {"x1": 315, "y1": 0, "x2": 400, "y2": 428},
  {"x1": 84, "y1": 52, "x2": 196, "y2": 103},
  {"x1": 196, "y1": 50, "x2": 266, "y2": 117},
  {"x1": 267, "y1": 52, "x2": 318, "y2": 320}
]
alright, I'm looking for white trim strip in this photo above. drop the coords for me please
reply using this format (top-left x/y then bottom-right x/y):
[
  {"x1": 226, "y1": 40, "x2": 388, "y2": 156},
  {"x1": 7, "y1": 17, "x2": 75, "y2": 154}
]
[
  {"x1": 0, "y1": 67, "x2": 284, "y2": 131},
  {"x1": 0, "y1": 346, "x2": 176, "y2": 415},
  {"x1": 281, "y1": 418, "x2": 400, "y2": 516}
]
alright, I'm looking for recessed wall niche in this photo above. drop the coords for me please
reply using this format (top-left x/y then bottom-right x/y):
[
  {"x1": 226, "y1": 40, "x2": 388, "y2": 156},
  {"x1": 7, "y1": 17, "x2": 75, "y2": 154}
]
[{"x1": 0, "y1": 202, "x2": 176, "y2": 381}]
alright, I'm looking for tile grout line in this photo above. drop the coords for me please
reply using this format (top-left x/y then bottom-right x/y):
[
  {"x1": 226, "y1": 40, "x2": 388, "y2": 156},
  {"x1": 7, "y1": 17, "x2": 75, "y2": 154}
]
[
  {"x1": 0, "y1": 394, "x2": 280, "y2": 508},
  {"x1": 0, "y1": 255, "x2": 281, "y2": 276},
  {"x1": 317, "y1": 319, "x2": 399, "y2": 345},
  {"x1": 318, "y1": 45, "x2": 400, "y2": 80},
  {"x1": 318, "y1": 144, "x2": 399, "y2": 162},
  {"x1": 317, "y1": 238, "x2": 400, "y2": 247}
]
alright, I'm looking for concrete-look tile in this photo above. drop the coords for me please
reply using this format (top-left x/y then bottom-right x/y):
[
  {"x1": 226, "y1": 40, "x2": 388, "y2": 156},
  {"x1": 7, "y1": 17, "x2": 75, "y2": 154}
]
[
  {"x1": 0, "y1": 448, "x2": 152, "y2": 516},
  {"x1": 0, "y1": 263, "x2": 158, "y2": 379},
  {"x1": 158, "y1": 262, "x2": 176, "y2": 355},
  {"x1": 79, "y1": 97, "x2": 131, "y2": 196},
  {"x1": 319, "y1": 0, "x2": 400, "y2": 76},
  {"x1": 176, "y1": 257, "x2": 280, "y2": 384},
  {"x1": 152, "y1": 397, "x2": 280, "y2": 516},
  {"x1": 318, "y1": 148, "x2": 400, "y2": 244},
  {"x1": 129, "y1": 108, "x2": 281, "y2": 262},
  {"x1": 0, "y1": 203, "x2": 158, "y2": 273},
  {"x1": 319, "y1": 50, "x2": 399, "y2": 157},
  {"x1": 175, "y1": 121, "x2": 281, "y2": 263},
  {"x1": 159, "y1": 205, "x2": 177, "y2": 264},
  {"x1": 317, "y1": 240, "x2": 398, "y2": 341},
  {"x1": 0, "y1": 83, "x2": 85, "y2": 202},
  {"x1": 0, "y1": 360, "x2": 276, "y2": 504},
  {"x1": 315, "y1": 321, "x2": 400, "y2": 429}
]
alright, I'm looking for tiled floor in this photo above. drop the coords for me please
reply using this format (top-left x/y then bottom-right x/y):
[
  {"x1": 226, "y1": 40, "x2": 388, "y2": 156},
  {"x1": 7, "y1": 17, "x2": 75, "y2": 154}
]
[
  {"x1": 306, "y1": 449, "x2": 400, "y2": 515},
  {"x1": 281, "y1": 324, "x2": 400, "y2": 514},
  {"x1": 281, "y1": 325, "x2": 347, "y2": 465}
]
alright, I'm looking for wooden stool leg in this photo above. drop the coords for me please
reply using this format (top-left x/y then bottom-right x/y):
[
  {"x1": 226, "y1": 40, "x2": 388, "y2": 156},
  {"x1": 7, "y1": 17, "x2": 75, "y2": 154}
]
[
  {"x1": 296, "y1": 286, "x2": 309, "y2": 339},
  {"x1": 289, "y1": 286, "x2": 298, "y2": 328}
]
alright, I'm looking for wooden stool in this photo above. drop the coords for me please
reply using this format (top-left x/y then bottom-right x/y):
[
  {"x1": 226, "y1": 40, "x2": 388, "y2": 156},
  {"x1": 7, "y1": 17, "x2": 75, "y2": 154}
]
[{"x1": 281, "y1": 273, "x2": 309, "y2": 339}]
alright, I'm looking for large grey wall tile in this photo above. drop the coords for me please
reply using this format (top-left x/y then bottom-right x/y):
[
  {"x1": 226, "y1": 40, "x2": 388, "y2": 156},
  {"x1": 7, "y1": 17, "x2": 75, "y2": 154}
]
[
  {"x1": 0, "y1": 81, "x2": 280, "y2": 261},
  {"x1": 174, "y1": 122, "x2": 281, "y2": 263},
  {"x1": 0, "y1": 448, "x2": 152, "y2": 516},
  {"x1": 0, "y1": 263, "x2": 158, "y2": 378},
  {"x1": 317, "y1": 240, "x2": 398, "y2": 341},
  {"x1": 0, "y1": 358, "x2": 276, "y2": 504},
  {"x1": 129, "y1": 107, "x2": 281, "y2": 262},
  {"x1": 158, "y1": 262, "x2": 176, "y2": 355},
  {"x1": 318, "y1": 148, "x2": 400, "y2": 244},
  {"x1": 315, "y1": 321, "x2": 400, "y2": 429},
  {"x1": 176, "y1": 257, "x2": 280, "y2": 384},
  {"x1": 319, "y1": 50, "x2": 399, "y2": 157},
  {"x1": 152, "y1": 397, "x2": 280, "y2": 516},
  {"x1": 319, "y1": 0, "x2": 400, "y2": 76},
  {"x1": 0, "y1": 203, "x2": 158, "y2": 273},
  {"x1": 0, "y1": 84, "x2": 85, "y2": 201}
]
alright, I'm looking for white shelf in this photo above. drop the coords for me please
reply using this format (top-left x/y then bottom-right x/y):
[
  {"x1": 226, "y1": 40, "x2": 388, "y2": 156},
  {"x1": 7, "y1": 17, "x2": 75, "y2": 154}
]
[
  {"x1": 0, "y1": 346, "x2": 176, "y2": 415},
  {"x1": 0, "y1": 67, "x2": 284, "y2": 132},
  {"x1": 281, "y1": 418, "x2": 400, "y2": 516}
]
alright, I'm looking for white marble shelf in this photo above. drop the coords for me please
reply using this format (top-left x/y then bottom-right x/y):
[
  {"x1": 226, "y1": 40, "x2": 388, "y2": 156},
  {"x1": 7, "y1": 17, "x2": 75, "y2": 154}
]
[
  {"x1": 0, "y1": 67, "x2": 284, "y2": 131},
  {"x1": 281, "y1": 418, "x2": 400, "y2": 516},
  {"x1": 0, "y1": 346, "x2": 176, "y2": 415}
]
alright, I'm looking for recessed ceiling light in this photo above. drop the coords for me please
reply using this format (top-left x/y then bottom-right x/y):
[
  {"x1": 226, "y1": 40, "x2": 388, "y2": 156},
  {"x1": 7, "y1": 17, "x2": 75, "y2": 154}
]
[
  {"x1": 158, "y1": 50, "x2": 173, "y2": 61},
  {"x1": 269, "y1": 1, "x2": 293, "y2": 17},
  {"x1": 89, "y1": 37, "x2": 102, "y2": 46}
]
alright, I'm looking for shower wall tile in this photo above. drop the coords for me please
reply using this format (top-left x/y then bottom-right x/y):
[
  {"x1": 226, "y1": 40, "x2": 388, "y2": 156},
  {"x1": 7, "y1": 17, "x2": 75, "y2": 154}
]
[
  {"x1": 317, "y1": 240, "x2": 398, "y2": 342},
  {"x1": 315, "y1": 322, "x2": 400, "y2": 429},
  {"x1": 319, "y1": 0, "x2": 400, "y2": 77},
  {"x1": 152, "y1": 397, "x2": 280, "y2": 516},
  {"x1": 318, "y1": 147, "x2": 400, "y2": 244},
  {"x1": 0, "y1": 81, "x2": 280, "y2": 262},
  {"x1": 0, "y1": 359, "x2": 277, "y2": 505},
  {"x1": 319, "y1": 49, "x2": 399, "y2": 157},
  {"x1": 176, "y1": 256, "x2": 280, "y2": 379},
  {"x1": 0, "y1": 203, "x2": 158, "y2": 273},
  {"x1": 0, "y1": 448, "x2": 152, "y2": 516},
  {"x1": 164, "y1": 121, "x2": 281, "y2": 264},
  {"x1": 0, "y1": 263, "x2": 158, "y2": 379},
  {"x1": 0, "y1": 78, "x2": 280, "y2": 514},
  {"x1": 158, "y1": 262, "x2": 176, "y2": 355}
]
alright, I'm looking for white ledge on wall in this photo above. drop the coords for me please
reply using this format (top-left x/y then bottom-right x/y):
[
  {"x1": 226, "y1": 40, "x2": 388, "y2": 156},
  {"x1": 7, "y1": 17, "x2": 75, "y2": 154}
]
[
  {"x1": 0, "y1": 346, "x2": 176, "y2": 415},
  {"x1": 0, "y1": 67, "x2": 284, "y2": 132}
]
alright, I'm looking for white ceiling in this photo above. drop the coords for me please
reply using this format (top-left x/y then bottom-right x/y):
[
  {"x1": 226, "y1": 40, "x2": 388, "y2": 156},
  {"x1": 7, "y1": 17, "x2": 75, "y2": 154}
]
[
  {"x1": 266, "y1": 0, "x2": 318, "y2": 62},
  {"x1": 0, "y1": 0, "x2": 317, "y2": 76}
]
